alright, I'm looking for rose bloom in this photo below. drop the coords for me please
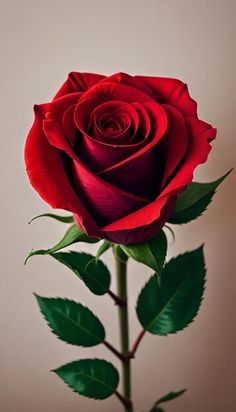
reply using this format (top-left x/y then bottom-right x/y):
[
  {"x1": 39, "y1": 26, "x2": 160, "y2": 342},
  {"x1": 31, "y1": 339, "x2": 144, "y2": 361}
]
[{"x1": 25, "y1": 72, "x2": 216, "y2": 244}]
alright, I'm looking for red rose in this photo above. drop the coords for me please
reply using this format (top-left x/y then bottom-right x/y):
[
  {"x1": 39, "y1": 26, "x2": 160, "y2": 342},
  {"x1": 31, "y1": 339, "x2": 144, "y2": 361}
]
[{"x1": 25, "y1": 72, "x2": 216, "y2": 244}]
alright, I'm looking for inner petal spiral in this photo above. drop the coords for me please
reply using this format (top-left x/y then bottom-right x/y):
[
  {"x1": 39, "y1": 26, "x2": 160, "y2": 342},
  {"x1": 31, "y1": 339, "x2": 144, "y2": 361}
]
[{"x1": 88, "y1": 100, "x2": 139, "y2": 144}]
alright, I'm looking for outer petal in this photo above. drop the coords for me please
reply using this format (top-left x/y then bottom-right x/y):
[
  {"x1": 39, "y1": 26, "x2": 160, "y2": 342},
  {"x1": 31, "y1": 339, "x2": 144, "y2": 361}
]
[
  {"x1": 36, "y1": 92, "x2": 82, "y2": 122},
  {"x1": 53, "y1": 72, "x2": 106, "y2": 100},
  {"x1": 160, "y1": 119, "x2": 217, "y2": 198},
  {"x1": 24, "y1": 106, "x2": 101, "y2": 237},
  {"x1": 160, "y1": 104, "x2": 189, "y2": 188},
  {"x1": 101, "y1": 195, "x2": 170, "y2": 231},
  {"x1": 72, "y1": 159, "x2": 149, "y2": 226},
  {"x1": 135, "y1": 75, "x2": 197, "y2": 116},
  {"x1": 100, "y1": 72, "x2": 157, "y2": 98},
  {"x1": 102, "y1": 196, "x2": 176, "y2": 244}
]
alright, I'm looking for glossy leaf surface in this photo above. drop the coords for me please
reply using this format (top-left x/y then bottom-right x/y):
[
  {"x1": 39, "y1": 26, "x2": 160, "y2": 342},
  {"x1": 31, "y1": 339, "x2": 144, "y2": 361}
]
[
  {"x1": 36, "y1": 296, "x2": 105, "y2": 347},
  {"x1": 51, "y1": 252, "x2": 111, "y2": 295},
  {"x1": 54, "y1": 359, "x2": 119, "y2": 399},
  {"x1": 137, "y1": 247, "x2": 206, "y2": 335}
]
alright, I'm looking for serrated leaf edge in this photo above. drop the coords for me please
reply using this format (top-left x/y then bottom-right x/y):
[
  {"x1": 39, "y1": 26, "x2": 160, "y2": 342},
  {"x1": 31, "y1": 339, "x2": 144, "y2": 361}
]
[
  {"x1": 51, "y1": 251, "x2": 110, "y2": 295},
  {"x1": 137, "y1": 246, "x2": 206, "y2": 335},
  {"x1": 35, "y1": 295, "x2": 105, "y2": 346},
  {"x1": 52, "y1": 358, "x2": 119, "y2": 400}
]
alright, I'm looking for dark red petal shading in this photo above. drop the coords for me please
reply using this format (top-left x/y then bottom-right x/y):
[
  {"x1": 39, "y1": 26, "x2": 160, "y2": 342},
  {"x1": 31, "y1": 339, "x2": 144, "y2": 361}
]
[
  {"x1": 62, "y1": 104, "x2": 77, "y2": 146},
  {"x1": 135, "y1": 75, "x2": 197, "y2": 116},
  {"x1": 160, "y1": 104, "x2": 189, "y2": 188},
  {"x1": 98, "y1": 101, "x2": 167, "y2": 198},
  {"x1": 25, "y1": 106, "x2": 101, "y2": 237},
  {"x1": 43, "y1": 116, "x2": 75, "y2": 157},
  {"x1": 101, "y1": 196, "x2": 176, "y2": 245},
  {"x1": 99, "y1": 120, "x2": 215, "y2": 232},
  {"x1": 89, "y1": 100, "x2": 139, "y2": 143},
  {"x1": 101, "y1": 195, "x2": 170, "y2": 231},
  {"x1": 43, "y1": 113, "x2": 148, "y2": 226},
  {"x1": 72, "y1": 159, "x2": 149, "y2": 226},
  {"x1": 74, "y1": 96, "x2": 155, "y2": 172},
  {"x1": 185, "y1": 116, "x2": 216, "y2": 141},
  {"x1": 132, "y1": 102, "x2": 151, "y2": 139},
  {"x1": 160, "y1": 121, "x2": 217, "y2": 198},
  {"x1": 53, "y1": 72, "x2": 106, "y2": 100}
]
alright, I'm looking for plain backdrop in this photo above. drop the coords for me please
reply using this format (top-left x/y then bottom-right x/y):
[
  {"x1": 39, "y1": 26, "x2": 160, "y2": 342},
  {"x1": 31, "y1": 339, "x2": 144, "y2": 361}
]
[{"x1": 0, "y1": 0, "x2": 235, "y2": 411}]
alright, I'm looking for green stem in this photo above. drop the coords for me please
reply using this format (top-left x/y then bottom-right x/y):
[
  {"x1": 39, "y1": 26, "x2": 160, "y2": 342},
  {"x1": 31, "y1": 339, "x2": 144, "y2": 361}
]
[{"x1": 114, "y1": 251, "x2": 134, "y2": 412}]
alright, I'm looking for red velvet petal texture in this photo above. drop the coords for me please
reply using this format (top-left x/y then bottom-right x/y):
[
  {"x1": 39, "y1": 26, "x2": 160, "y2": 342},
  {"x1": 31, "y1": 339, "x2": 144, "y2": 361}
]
[
  {"x1": 101, "y1": 195, "x2": 170, "y2": 231},
  {"x1": 160, "y1": 104, "x2": 189, "y2": 188},
  {"x1": 74, "y1": 82, "x2": 162, "y2": 172},
  {"x1": 36, "y1": 92, "x2": 82, "y2": 122},
  {"x1": 71, "y1": 158, "x2": 149, "y2": 226},
  {"x1": 99, "y1": 117, "x2": 215, "y2": 233},
  {"x1": 53, "y1": 72, "x2": 106, "y2": 100},
  {"x1": 135, "y1": 75, "x2": 197, "y2": 116},
  {"x1": 101, "y1": 196, "x2": 176, "y2": 244},
  {"x1": 24, "y1": 106, "x2": 101, "y2": 237},
  {"x1": 98, "y1": 101, "x2": 167, "y2": 198},
  {"x1": 161, "y1": 120, "x2": 216, "y2": 198},
  {"x1": 100, "y1": 72, "x2": 157, "y2": 98}
]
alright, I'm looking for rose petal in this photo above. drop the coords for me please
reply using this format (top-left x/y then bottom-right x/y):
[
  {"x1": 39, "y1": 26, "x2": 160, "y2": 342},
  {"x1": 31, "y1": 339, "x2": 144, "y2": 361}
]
[
  {"x1": 185, "y1": 116, "x2": 216, "y2": 141},
  {"x1": 53, "y1": 72, "x2": 106, "y2": 100},
  {"x1": 160, "y1": 122, "x2": 217, "y2": 198},
  {"x1": 80, "y1": 80, "x2": 157, "y2": 105},
  {"x1": 62, "y1": 104, "x2": 77, "y2": 146},
  {"x1": 97, "y1": 101, "x2": 167, "y2": 198},
  {"x1": 72, "y1": 158, "x2": 149, "y2": 226},
  {"x1": 135, "y1": 76, "x2": 197, "y2": 116},
  {"x1": 101, "y1": 194, "x2": 171, "y2": 231},
  {"x1": 74, "y1": 95, "x2": 152, "y2": 172},
  {"x1": 132, "y1": 102, "x2": 151, "y2": 140},
  {"x1": 102, "y1": 196, "x2": 176, "y2": 244},
  {"x1": 25, "y1": 106, "x2": 101, "y2": 237},
  {"x1": 43, "y1": 116, "x2": 75, "y2": 158},
  {"x1": 100, "y1": 72, "x2": 157, "y2": 99},
  {"x1": 88, "y1": 100, "x2": 139, "y2": 143},
  {"x1": 160, "y1": 104, "x2": 189, "y2": 188},
  {"x1": 36, "y1": 92, "x2": 82, "y2": 122},
  {"x1": 99, "y1": 120, "x2": 215, "y2": 232},
  {"x1": 43, "y1": 114, "x2": 148, "y2": 226}
]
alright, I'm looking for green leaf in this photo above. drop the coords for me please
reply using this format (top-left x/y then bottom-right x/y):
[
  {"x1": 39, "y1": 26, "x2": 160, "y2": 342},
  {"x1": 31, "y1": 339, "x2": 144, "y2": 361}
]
[
  {"x1": 35, "y1": 295, "x2": 105, "y2": 347},
  {"x1": 53, "y1": 359, "x2": 119, "y2": 400},
  {"x1": 96, "y1": 240, "x2": 112, "y2": 261},
  {"x1": 136, "y1": 246, "x2": 206, "y2": 335},
  {"x1": 121, "y1": 230, "x2": 167, "y2": 275},
  {"x1": 25, "y1": 224, "x2": 99, "y2": 264},
  {"x1": 169, "y1": 170, "x2": 231, "y2": 224},
  {"x1": 155, "y1": 389, "x2": 187, "y2": 405},
  {"x1": 150, "y1": 408, "x2": 165, "y2": 412},
  {"x1": 28, "y1": 213, "x2": 74, "y2": 224},
  {"x1": 51, "y1": 252, "x2": 111, "y2": 295}
]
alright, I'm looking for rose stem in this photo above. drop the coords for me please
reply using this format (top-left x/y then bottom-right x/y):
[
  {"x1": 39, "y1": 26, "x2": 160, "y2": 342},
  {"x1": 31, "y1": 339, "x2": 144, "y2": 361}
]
[
  {"x1": 129, "y1": 329, "x2": 146, "y2": 359},
  {"x1": 103, "y1": 340, "x2": 128, "y2": 362},
  {"x1": 107, "y1": 289, "x2": 127, "y2": 308},
  {"x1": 114, "y1": 251, "x2": 134, "y2": 412},
  {"x1": 115, "y1": 390, "x2": 133, "y2": 410}
]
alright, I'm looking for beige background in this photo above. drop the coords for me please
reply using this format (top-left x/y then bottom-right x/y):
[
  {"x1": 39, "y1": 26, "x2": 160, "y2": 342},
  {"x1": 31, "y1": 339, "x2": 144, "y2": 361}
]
[{"x1": 1, "y1": 0, "x2": 235, "y2": 411}]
